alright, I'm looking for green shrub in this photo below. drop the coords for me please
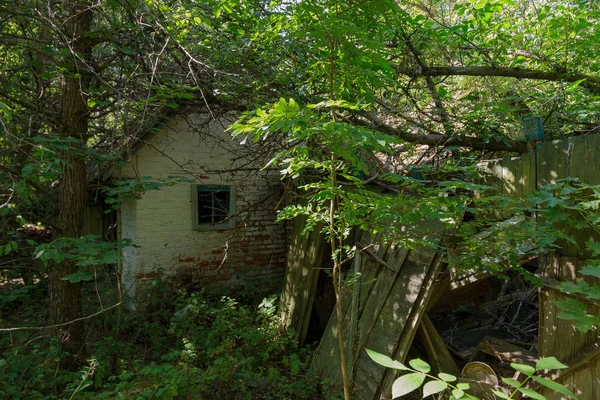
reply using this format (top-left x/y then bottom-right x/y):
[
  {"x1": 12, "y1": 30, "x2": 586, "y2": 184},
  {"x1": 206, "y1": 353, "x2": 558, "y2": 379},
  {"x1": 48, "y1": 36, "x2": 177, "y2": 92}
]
[
  {"x1": 1, "y1": 281, "x2": 320, "y2": 400},
  {"x1": 96, "y1": 291, "x2": 318, "y2": 399}
]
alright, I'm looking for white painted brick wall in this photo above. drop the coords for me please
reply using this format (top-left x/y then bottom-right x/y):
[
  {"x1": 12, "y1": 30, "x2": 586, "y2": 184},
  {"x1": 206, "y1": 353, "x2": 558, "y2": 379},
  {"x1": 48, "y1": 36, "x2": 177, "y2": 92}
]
[{"x1": 114, "y1": 115, "x2": 287, "y2": 292}]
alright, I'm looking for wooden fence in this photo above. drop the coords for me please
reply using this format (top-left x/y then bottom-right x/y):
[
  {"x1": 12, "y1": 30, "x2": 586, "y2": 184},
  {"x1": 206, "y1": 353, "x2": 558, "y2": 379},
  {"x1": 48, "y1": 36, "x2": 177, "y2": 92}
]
[{"x1": 484, "y1": 134, "x2": 600, "y2": 400}]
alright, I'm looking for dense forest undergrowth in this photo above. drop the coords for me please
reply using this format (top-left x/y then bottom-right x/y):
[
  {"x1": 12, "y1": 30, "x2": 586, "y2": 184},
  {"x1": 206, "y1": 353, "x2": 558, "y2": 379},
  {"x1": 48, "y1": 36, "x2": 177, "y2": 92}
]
[{"x1": 0, "y1": 272, "x2": 322, "y2": 400}]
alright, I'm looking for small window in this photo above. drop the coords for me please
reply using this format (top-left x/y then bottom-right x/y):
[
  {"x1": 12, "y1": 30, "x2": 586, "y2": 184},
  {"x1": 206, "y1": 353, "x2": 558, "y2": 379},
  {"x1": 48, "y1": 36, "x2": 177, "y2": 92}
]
[{"x1": 192, "y1": 185, "x2": 236, "y2": 230}]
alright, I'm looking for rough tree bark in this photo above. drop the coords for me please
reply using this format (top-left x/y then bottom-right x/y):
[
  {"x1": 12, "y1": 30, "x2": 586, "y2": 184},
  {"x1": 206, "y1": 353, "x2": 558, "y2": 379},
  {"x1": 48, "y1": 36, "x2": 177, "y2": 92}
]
[{"x1": 48, "y1": 0, "x2": 93, "y2": 367}]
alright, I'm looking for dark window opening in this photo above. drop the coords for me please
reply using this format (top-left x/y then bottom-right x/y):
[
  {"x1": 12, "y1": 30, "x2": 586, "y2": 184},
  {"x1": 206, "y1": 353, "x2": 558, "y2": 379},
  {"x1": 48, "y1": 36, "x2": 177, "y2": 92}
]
[{"x1": 194, "y1": 185, "x2": 235, "y2": 229}]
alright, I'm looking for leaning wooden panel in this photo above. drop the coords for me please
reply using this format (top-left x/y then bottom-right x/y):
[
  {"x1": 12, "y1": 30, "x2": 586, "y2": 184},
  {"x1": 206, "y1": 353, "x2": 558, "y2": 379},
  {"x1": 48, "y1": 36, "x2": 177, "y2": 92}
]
[
  {"x1": 352, "y1": 249, "x2": 426, "y2": 367},
  {"x1": 309, "y1": 239, "x2": 402, "y2": 392},
  {"x1": 378, "y1": 254, "x2": 444, "y2": 399},
  {"x1": 355, "y1": 247, "x2": 409, "y2": 350},
  {"x1": 309, "y1": 239, "x2": 442, "y2": 400},
  {"x1": 278, "y1": 213, "x2": 326, "y2": 344},
  {"x1": 353, "y1": 250, "x2": 441, "y2": 399}
]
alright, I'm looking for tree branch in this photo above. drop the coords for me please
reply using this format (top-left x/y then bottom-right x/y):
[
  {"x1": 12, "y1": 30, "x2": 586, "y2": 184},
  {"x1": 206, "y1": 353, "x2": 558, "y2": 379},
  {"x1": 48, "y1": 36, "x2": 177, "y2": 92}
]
[
  {"x1": 395, "y1": 65, "x2": 600, "y2": 94},
  {"x1": 0, "y1": 302, "x2": 121, "y2": 332},
  {"x1": 351, "y1": 115, "x2": 528, "y2": 154}
]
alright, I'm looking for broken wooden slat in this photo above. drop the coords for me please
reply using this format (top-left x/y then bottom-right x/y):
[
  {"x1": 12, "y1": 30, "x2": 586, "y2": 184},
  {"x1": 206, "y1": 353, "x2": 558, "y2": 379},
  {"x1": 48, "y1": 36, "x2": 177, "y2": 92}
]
[{"x1": 416, "y1": 314, "x2": 461, "y2": 376}]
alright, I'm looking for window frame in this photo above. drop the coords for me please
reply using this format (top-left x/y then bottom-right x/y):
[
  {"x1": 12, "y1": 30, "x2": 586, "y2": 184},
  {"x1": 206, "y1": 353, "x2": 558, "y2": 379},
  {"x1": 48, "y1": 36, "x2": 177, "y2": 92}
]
[{"x1": 191, "y1": 184, "x2": 236, "y2": 230}]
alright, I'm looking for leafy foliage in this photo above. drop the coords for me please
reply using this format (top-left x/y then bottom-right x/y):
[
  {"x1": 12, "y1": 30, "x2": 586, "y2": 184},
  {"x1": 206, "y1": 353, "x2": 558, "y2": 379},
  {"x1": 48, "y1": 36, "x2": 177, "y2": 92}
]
[
  {"x1": 0, "y1": 283, "x2": 319, "y2": 399},
  {"x1": 367, "y1": 350, "x2": 576, "y2": 400}
]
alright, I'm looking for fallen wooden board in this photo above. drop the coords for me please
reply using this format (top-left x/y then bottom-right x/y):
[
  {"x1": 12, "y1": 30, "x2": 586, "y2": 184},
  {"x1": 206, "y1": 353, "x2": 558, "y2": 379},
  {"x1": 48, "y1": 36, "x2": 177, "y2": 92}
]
[
  {"x1": 476, "y1": 336, "x2": 537, "y2": 366},
  {"x1": 416, "y1": 314, "x2": 461, "y2": 377}
]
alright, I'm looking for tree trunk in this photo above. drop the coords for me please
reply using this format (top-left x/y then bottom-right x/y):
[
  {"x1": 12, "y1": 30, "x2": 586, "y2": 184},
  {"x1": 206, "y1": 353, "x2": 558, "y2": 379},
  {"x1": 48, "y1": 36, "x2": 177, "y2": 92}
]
[{"x1": 48, "y1": 0, "x2": 93, "y2": 367}]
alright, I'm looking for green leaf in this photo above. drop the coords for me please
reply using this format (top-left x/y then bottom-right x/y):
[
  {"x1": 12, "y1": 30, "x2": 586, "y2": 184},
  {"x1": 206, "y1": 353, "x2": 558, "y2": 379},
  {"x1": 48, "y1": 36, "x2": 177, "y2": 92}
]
[
  {"x1": 536, "y1": 357, "x2": 568, "y2": 371},
  {"x1": 366, "y1": 349, "x2": 409, "y2": 370},
  {"x1": 392, "y1": 373, "x2": 425, "y2": 399},
  {"x1": 531, "y1": 376, "x2": 578, "y2": 400},
  {"x1": 438, "y1": 372, "x2": 458, "y2": 382},
  {"x1": 456, "y1": 383, "x2": 470, "y2": 390},
  {"x1": 452, "y1": 388, "x2": 465, "y2": 398},
  {"x1": 565, "y1": 79, "x2": 586, "y2": 92},
  {"x1": 579, "y1": 265, "x2": 600, "y2": 279},
  {"x1": 556, "y1": 298, "x2": 600, "y2": 332},
  {"x1": 408, "y1": 358, "x2": 431, "y2": 373},
  {"x1": 492, "y1": 389, "x2": 511, "y2": 399},
  {"x1": 423, "y1": 380, "x2": 447, "y2": 397},
  {"x1": 0, "y1": 102, "x2": 12, "y2": 121},
  {"x1": 511, "y1": 362, "x2": 535, "y2": 376},
  {"x1": 21, "y1": 164, "x2": 35, "y2": 177},
  {"x1": 585, "y1": 241, "x2": 600, "y2": 256},
  {"x1": 118, "y1": 47, "x2": 136, "y2": 55},
  {"x1": 518, "y1": 388, "x2": 547, "y2": 400},
  {"x1": 579, "y1": 200, "x2": 600, "y2": 210},
  {"x1": 61, "y1": 270, "x2": 94, "y2": 283},
  {"x1": 501, "y1": 377, "x2": 521, "y2": 388}
]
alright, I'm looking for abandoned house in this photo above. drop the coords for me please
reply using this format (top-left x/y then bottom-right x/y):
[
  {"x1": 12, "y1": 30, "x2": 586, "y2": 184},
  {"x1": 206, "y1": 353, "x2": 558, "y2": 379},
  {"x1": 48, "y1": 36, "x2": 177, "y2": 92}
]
[
  {"x1": 85, "y1": 114, "x2": 600, "y2": 399},
  {"x1": 86, "y1": 113, "x2": 288, "y2": 300}
]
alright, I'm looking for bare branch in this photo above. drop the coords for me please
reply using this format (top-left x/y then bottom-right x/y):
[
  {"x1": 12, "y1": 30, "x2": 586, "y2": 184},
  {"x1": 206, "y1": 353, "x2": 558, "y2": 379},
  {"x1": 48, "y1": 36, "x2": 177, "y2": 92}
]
[{"x1": 0, "y1": 303, "x2": 121, "y2": 332}]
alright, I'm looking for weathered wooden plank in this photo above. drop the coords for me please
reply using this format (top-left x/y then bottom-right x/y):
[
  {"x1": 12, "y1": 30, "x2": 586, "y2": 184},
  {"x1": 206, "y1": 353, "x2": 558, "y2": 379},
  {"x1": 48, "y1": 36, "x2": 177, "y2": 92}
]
[
  {"x1": 541, "y1": 339, "x2": 600, "y2": 384},
  {"x1": 358, "y1": 255, "x2": 384, "y2": 310},
  {"x1": 355, "y1": 248, "x2": 410, "y2": 353},
  {"x1": 356, "y1": 251, "x2": 442, "y2": 400},
  {"x1": 279, "y1": 212, "x2": 327, "y2": 345},
  {"x1": 480, "y1": 152, "x2": 535, "y2": 209},
  {"x1": 354, "y1": 364, "x2": 385, "y2": 400},
  {"x1": 417, "y1": 314, "x2": 461, "y2": 376},
  {"x1": 566, "y1": 134, "x2": 600, "y2": 185},
  {"x1": 538, "y1": 254, "x2": 600, "y2": 400},
  {"x1": 378, "y1": 254, "x2": 444, "y2": 398},
  {"x1": 384, "y1": 282, "x2": 422, "y2": 311},
  {"x1": 537, "y1": 139, "x2": 570, "y2": 186},
  {"x1": 476, "y1": 336, "x2": 537, "y2": 366},
  {"x1": 405, "y1": 247, "x2": 437, "y2": 266}
]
